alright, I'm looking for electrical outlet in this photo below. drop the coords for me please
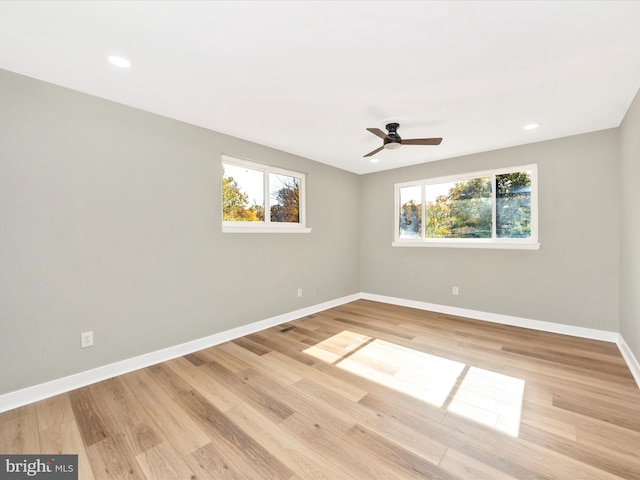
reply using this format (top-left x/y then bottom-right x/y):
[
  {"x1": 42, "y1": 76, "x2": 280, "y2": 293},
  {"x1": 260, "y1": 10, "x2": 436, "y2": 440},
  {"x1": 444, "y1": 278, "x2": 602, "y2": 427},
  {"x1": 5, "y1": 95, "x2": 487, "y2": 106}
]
[
  {"x1": 297, "y1": 288, "x2": 303, "y2": 298},
  {"x1": 452, "y1": 286, "x2": 459, "y2": 296},
  {"x1": 81, "y1": 331, "x2": 94, "y2": 348}
]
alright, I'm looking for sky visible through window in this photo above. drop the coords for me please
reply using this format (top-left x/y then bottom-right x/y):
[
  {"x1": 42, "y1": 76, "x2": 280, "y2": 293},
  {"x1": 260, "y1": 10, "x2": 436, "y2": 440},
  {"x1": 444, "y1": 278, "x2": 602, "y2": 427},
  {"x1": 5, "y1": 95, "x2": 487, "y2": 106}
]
[
  {"x1": 224, "y1": 163, "x2": 264, "y2": 206},
  {"x1": 425, "y1": 181, "x2": 458, "y2": 203}
]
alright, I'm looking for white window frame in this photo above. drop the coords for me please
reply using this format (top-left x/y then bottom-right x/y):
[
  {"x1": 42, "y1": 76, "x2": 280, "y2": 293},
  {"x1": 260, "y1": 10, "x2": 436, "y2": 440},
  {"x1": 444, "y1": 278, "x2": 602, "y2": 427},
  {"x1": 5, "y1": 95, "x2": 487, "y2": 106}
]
[
  {"x1": 393, "y1": 164, "x2": 539, "y2": 249},
  {"x1": 222, "y1": 155, "x2": 310, "y2": 233}
]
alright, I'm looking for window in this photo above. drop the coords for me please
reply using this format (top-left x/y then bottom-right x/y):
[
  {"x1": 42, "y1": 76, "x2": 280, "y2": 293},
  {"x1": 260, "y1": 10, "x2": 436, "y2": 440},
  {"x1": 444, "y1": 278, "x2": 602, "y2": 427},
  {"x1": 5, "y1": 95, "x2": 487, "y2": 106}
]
[
  {"x1": 222, "y1": 155, "x2": 310, "y2": 233},
  {"x1": 394, "y1": 164, "x2": 539, "y2": 249}
]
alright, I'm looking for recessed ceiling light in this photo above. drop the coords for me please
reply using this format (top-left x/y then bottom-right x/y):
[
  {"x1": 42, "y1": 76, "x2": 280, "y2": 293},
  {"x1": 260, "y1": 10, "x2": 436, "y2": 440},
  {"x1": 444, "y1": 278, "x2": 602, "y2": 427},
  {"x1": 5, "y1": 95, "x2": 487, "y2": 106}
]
[
  {"x1": 370, "y1": 158, "x2": 380, "y2": 163},
  {"x1": 108, "y1": 56, "x2": 131, "y2": 68},
  {"x1": 523, "y1": 123, "x2": 539, "y2": 130}
]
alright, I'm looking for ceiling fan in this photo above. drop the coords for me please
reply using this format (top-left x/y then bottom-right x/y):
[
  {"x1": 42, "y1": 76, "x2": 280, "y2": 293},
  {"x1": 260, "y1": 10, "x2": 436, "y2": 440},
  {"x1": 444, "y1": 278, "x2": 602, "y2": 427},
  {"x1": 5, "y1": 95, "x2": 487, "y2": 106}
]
[{"x1": 364, "y1": 123, "x2": 442, "y2": 157}]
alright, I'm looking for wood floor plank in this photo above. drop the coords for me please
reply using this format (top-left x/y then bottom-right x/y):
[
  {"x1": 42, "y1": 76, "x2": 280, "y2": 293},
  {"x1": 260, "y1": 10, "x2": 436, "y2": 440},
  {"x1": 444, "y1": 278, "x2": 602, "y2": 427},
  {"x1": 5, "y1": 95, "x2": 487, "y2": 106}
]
[
  {"x1": 515, "y1": 346, "x2": 632, "y2": 379},
  {"x1": 200, "y1": 362, "x2": 296, "y2": 424},
  {"x1": 519, "y1": 409, "x2": 577, "y2": 441},
  {"x1": 174, "y1": 389, "x2": 294, "y2": 480},
  {"x1": 0, "y1": 412, "x2": 40, "y2": 454},
  {"x1": 577, "y1": 419, "x2": 640, "y2": 459},
  {"x1": 215, "y1": 342, "x2": 303, "y2": 387},
  {"x1": 68, "y1": 386, "x2": 113, "y2": 447},
  {"x1": 88, "y1": 378, "x2": 164, "y2": 457},
  {"x1": 3, "y1": 299, "x2": 639, "y2": 479},
  {"x1": 143, "y1": 362, "x2": 192, "y2": 399},
  {"x1": 264, "y1": 350, "x2": 368, "y2": 402},
  {"x1": 334, "y1": 315, "x2": 416, "y2": 340},
  {"x1": 164, "y1": 356, "x2": 243, "y2": 412},
  {"x1": 441, "y1": 412, "x2": 629, "y2": 480},
  {"x1": 245, "y1": 330, "x2": 320, "y2": 366},
  {"x1": 279, "y1": 411, "x2": 405, "y2": 480},
  {"x1": 86, "y1": 433, "x2": 146, "y2": 480},
  {"x1": 134, "y1": 442, "x2": 195, "y2": 480},
  {"x1": 246, "y1": 351, "x2": 305, "y2": 386},
  {"x1": 226, "y1": 402, "x2": 354, "y2": 479},
  {"x1": 552, "y1": 391, "x2": 640, "y2": 432},
  {"x1": 236, "y1": 366, "x2": 357, "y2": 438},
  {"x1": 519, "y1": 422, "x2": 640, "y2": 480},
  {"x1": 342, "y1": 423, "x2": 461, "y2": 480},
  {"x1": 183, "y1": 352, "x2": 207, "y2": 367},
  {"x1": 358, "y1": 391, "x2": 447, "y2": 428},
  {"x1": 439, "y1": 448, "x2": 520, "y2": 480},
  {"x1": 35, "y1": 393, "x2": 74, "y2": 431},
  {"x1": 0, "y1": 403, "x2": 35, "y2": 424},
  {"x1": 291, "y1": 376, "x2": 450, "y2": 466},
  {"x1": 38, "y1": 420, "x2": 95, "y2": 480},
  {"x1": 540, "y1": 361, "x2": 638, "y2": 393},
  {"x1": 197, "y1": 344, "x2": 253, "y2": 372},
  {"x1": 231, "y1": 336, "x2": 273, "y2": 356},
  {"x1": 182, "y1": 442, "x2": 247, "y2": 480},
  {"x1": 118, "y1": 369, "x2": 210, "y2": 457},
  {"x1": 217, "y1": 341, "x2": 267, "y2": 368}
]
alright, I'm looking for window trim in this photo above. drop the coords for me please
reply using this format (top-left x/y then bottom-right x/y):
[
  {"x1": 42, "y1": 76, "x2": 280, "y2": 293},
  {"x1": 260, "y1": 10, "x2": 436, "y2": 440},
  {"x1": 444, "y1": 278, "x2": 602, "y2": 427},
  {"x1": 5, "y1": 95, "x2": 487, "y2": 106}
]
[
  {"x1": 221, "y1": 155, "x2": 311, "y2": 234},
  {"x1": 393, "y1": 164, "x2": 539, "y2": 249}
]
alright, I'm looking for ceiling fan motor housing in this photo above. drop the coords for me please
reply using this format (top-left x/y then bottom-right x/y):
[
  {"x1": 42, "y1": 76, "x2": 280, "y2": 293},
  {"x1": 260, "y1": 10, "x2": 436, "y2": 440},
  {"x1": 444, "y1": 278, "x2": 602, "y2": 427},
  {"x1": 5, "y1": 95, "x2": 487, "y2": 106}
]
[{"x1": 384, "y1": 123, "x2": 402, "y2": 149}]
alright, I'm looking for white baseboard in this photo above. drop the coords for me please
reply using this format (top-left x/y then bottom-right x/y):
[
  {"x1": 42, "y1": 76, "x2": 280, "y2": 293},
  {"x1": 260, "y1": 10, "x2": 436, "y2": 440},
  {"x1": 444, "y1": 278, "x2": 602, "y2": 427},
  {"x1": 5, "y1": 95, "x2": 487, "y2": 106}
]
[
  {"x1": 2, "y1": 291, "x2": 638, "y2": 413},
  {"x1": 617, "y1": 335, "x2": 640, "y2": 389},
  {"x1": 0, "y1": 294, "x2": 360, "y2": 413},
  {"x1": 360, "y1": 293, "x2": 620, "y2": 342}
]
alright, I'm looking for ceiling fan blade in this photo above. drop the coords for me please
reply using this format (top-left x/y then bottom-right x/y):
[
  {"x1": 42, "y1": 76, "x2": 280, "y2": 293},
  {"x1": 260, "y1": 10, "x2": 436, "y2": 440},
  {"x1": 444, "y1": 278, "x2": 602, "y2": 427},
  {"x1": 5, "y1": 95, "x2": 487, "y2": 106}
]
[
  {"x1": 364, "y1": 145, "x2": 385, "y2": 157},
  {"x1": 367, "y1": 128, "x2": 389, "y2": 139},
  {"x1": 402, "y1": 138, "x2": 443, "y2": 145}
]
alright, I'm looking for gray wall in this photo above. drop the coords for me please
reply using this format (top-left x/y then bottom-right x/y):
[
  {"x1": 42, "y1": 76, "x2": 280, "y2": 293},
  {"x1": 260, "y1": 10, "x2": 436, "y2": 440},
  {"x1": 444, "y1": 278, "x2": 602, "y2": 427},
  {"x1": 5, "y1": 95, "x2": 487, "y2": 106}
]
[
  {"x1": 359, "y1": 130, "x2": 621, "y2": 332},
  {"x1": 620, "y1": 89, "x2": 640, "y2": 361},
  {"x1": 0, "y1": 69, "x2": 360, "y2": 395}
]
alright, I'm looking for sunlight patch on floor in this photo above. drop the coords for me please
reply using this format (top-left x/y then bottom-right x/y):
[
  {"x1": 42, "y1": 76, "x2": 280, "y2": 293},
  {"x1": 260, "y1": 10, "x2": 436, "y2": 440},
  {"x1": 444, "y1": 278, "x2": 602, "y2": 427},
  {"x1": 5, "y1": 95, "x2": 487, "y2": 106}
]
[
  {"x1": 303, "y1": 330, "x2": 525, "y2": 437},
  {"x1": 302, "y1": 330, "x2": 372, "y2": 363},
  {"x1": 448, "y1": 367, "x2": 525, "y2": 436},
  {"x1": 337, "y1": 338, "x2": 466, "y2": 408}
]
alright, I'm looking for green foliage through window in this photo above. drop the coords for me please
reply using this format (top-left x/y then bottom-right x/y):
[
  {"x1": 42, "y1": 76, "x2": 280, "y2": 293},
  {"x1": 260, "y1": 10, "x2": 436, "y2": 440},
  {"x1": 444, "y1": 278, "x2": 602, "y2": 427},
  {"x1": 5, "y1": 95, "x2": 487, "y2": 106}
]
[
  {"x1": 222, "y1": 158, "x2": 304, "y2": 227},
  {"x1": 222, "y1": 174, "x2": 264, "y2": 221},
  {"x1": 496, "y1": 172, "x2": 531, "y2": 238},
  {"x1": 397, "y1": 166, "x2": 535, "y2": 244}
]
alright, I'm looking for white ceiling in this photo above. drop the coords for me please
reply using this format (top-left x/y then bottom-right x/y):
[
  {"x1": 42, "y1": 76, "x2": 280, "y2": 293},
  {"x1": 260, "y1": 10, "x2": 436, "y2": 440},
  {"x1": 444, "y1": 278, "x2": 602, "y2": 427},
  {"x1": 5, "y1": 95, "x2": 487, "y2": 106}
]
[{"x1": 1, "y1": 1, "x2": 640, "y2": 175}]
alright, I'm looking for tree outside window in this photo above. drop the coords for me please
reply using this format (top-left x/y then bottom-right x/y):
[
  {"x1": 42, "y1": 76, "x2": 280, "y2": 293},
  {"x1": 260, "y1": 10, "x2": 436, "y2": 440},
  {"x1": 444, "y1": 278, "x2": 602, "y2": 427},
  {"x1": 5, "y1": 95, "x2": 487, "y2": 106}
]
[
  {"x1": 221, "y1": 157, "x2": 306, "y2": 232},
  {"x1": 396, "y1": 165, "x2": 537, "y2": 248}
]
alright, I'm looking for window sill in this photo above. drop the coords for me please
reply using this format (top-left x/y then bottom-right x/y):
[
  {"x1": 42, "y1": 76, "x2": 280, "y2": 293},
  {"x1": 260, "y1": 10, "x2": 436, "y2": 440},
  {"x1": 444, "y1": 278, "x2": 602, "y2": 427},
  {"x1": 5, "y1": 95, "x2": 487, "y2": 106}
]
[
  {"x1": 222, "y1": 226, "x2": 312, "y2": 234},
  {"x1": 392, "y1": 240, "x2": 540, "y2": 250}
]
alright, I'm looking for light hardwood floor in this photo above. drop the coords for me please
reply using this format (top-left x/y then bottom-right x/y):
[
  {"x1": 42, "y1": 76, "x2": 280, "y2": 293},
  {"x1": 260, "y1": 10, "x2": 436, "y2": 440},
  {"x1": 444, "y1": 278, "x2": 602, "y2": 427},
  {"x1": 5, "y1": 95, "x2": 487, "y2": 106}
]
[{"x1": 2, "y1": 300, "x2": 640, "y2": 479}]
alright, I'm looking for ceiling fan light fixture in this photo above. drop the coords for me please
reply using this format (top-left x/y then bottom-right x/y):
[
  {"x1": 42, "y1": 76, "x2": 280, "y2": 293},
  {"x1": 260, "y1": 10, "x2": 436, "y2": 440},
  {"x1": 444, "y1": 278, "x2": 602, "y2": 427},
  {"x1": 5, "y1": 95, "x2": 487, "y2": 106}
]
[
  {"x1": 384, "y1": 142, "x2": 402, "y2": 150},
  {"x1": 108, "y1": 55, "x2": 131, "y2": 68}
]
